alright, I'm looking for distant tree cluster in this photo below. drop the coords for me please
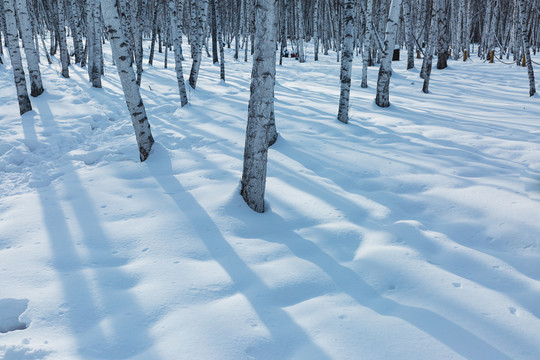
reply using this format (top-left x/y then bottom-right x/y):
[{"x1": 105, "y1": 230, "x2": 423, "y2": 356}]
[{"x1": 1, "y1": 0, "x2": 538, "y2": 210}]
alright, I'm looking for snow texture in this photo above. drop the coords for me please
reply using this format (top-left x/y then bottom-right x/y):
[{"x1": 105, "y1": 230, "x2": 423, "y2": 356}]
[{"x1": 1, "y1": 40, "x2": 540, "y2": 359}]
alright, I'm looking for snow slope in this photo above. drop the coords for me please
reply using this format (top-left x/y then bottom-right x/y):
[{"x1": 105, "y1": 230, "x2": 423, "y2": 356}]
[{"x1": 1, "y1": 42, "x2": 540, "y2": 360}]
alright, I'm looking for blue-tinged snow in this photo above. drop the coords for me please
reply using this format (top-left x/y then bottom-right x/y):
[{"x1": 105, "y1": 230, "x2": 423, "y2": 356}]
[{"x1": 1, "y1": 42, "x2": 540, "y2": 359}]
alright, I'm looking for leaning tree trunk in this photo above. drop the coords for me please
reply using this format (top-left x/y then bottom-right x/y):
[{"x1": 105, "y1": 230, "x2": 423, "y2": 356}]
[
  {"x1": 169, "y1": 0, "x2": 189, "y2": 106},
  {"x1": 422, "y1": 0, "x2": 439, "y2": 93},
  {"x1": 3, "y1": 0, "x2": 32, "y2": 114},
  {"x1": 337, "y1": 0, "x2": 355, "y2": 124},
  {"x1": 375, "y1": 0, "x2": 402, "y2": 107},
  {"x1": 100, "y1": 0, "x2": 155, "y2": 161},
  {"x1": 240, "y1": 0, "x2": 277, "y2": 213},
  {"x1": 517, "y1": 0, "x2": 535, "y2": 96},
  {"x1": 14, "y1": 0, "x2": 44, "y2": 96}
]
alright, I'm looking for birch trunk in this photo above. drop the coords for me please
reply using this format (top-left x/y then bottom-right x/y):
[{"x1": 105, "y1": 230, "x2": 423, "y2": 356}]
[
  {"x1": 100, "y1": 0, "x2": 155, "y2": 161},
  {"x1": 517, "y1": 0, "x2": 535, "y2": 96},
  {"x1": 189, "y1": 0, "x2": 208, "y2": 89},
  {"x1": 169, "y1": 0, "x2": 189, "y2": 106},
  {"x1": 3, "y1": 0, "x2": 32, "y2": 114},
  {"x1": 436, "y1": 0, "x2": 448, "y2": 69},
  {"x1": 91, "y1": 0, "x2": 103, "y2": 88},
  {"x1": 337, "y1": 0, "x2": 355, "y2": 124},
  {"x1": 361, "y1": 0, "x2": 373, "y2": 88},
  {"x1": 241, "y1": 0, "x2": 277, "y2": 213},
  {"x1": 402, "y1": 0, "x2": 415, "y2": 69},
  {"x1": 14, "y1": 0, "x2": 44, "y2": 96},
  {"x1": 69, "y1": 0, "x2": 84, "y2": 64},
  {"x1": 375, "y1": 0, "x2": 402, "y2": 108},
  {"x1": 56, "y1": 0, "x2": 70, "y2": 78},
  {"x1": 215, "y1": 0, "x2": 225, "y2": 80},
  {"x1": 422, "y1": 0, "x2": 439, "y2": 93},
  {"x1": 313, "y1": 0, "x2": 319, "y2": 61},
  {"x1": 296, "y1": 0, "x2": 305, "y2": 62}
]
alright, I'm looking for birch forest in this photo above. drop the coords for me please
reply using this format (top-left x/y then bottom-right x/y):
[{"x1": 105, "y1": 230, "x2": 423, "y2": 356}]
[{"x1": 1, "y1": 0, "x2": 540, "y2": 211}]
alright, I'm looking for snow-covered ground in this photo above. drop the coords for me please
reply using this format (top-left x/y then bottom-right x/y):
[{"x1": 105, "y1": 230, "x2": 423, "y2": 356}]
[{"x1": 1, "y1": 42, "x2": 540, "y2": 360}]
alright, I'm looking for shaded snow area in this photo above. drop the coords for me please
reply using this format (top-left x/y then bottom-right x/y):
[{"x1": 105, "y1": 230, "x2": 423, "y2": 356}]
[{"x1": 1, "y1": 42, "x2": 540, "y2": 360}]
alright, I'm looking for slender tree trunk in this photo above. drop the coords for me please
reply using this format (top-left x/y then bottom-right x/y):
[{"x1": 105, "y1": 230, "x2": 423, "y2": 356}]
[
  {"x1": 101, "y1": 0, "x2": 155, "y2": 161},
  {"x1": 69, "y1": 0, "x2": 84, "y2": 64},
  {"x1": 241, "y1": 0, "x2": 277, "y2": 213},
  {"x1": 517, "y1": 0, "x2": 535, "y2": 96},
  {"x1": 91, "y1": 0, "x2": 102, "y2": 87},
  {"x1": 14, "y1": 0, "x2": 44, "y2": 96},
  {"x1": 313, "y1": 0, "x2": 319, "y2": 61},
  {"x1": 189, "y1": 0, "x2": 208, "y2": 88},
  {"x1": 57, "y1": 0, "x2": 70, "y2": 78},
  {"x1": 3, "y1": 0, "x2": 32, "y2": 114},
  {"x1": 361, "y1": 0, "x2": 374, "y2": 88},
  {"x1": 296, "y1": 0, "x2": 305, "y2": 62},
  {"x1": 402, "y1": 0, "x2": 415, "y2": 69},
  {"x1": 337, "y1": 0, "x2": 355, "y2": 123},
  {"x1": 422, "y1": 0, "x2": 439, "y2": 93},
  {"x1": 375, "y1": 0, "x2": 402, "y2": 107},
  {"x1": 215, "y1": 0, "x2": 225, "y2": 80},
  {"x1": 169, "y1": 0, "x2": 189, "y2": 106}
]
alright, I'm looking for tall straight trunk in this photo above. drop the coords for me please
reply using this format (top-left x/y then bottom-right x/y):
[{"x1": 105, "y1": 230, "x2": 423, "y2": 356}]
[
  {"x1": 337, "y1": 0, "x2": 355, "y2": 124},
  {"x1": 69, "y1": 0, "x2": 84, "y2": 64},
  {"x1": 313, "y1": 0, "x2": 319, "y2": 61},
  {"x1": 189, "y1": 0, "x2": 208, "y2": 89},
  {"x1": 148, "y1": 0, "x2": 159, "y2": 65},
  {"x1": 14, "y1": 0, "x2": 44, "y2": 96},
  {"x1": 91, "y1": 0, "x2": 102, "y2": 87},
  {"x1": 215, "y1": 0, "x2": 225, "y2": 80},
  {"x1": 209, "y1": 0, "x2": 218, "y2": 64},
  {"x1": 240, "y1": 0, "x2": 277, "y2": 213},
  {"x1": 57, "y1": 0, "x2": 70, "y2": 78},
  {"x1": 279, "y1": 0, "x2": 288, "y2": 65},
  {"x1": 296, "y1": 0, "x2": 305, "y2": 62},
  {"x1": 100, "y1": 0, "x2": 155, "y2": 161},
  {"x1": 375, "y1": 0, "x2": 402, "y2": 107},
  {"x1": 3, "y1": 0, "x2": 32, "y2": 114},
  {"x1": 436, "y1": 0, "x2": 448, "y2": 69},
  {"x1": 402, "y1": 0, "x2": 415, "y2": 69},
  {"x1": 517, "y1": 0, "x2": 535, "y2": 96},
  {"x1": 422, "y1": 0, "x2": 439, "y2": 93},
  {"x1": 361, "y1": 0, "x2": 373, "y2": 88},
  {"x1": 86, "y1": 0, "x2": 94, "y2": 80},
  {"x1": 169, "y1": 0, "x2": 189, "y2": 106}
]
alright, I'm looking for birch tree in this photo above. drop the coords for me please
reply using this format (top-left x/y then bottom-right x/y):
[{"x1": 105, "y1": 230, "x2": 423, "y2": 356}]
[
  {"x1": 169, "y1": 0, "x2": 189, "y2": 106},
  {"x1": 422, "y1": 0, "x2": 439, "y2": 93},
  {"x1": 56, "y1": 0, "x2": 70, "y2": 78},
  {"x1": 101, "y1": 0, "x2": 155, "y2": 161},
  {"x1": 517, "y1": 0, "x2": 536, "y2": 96},
  {"x1": 189, "y1": 0, "x2": 208, "y2": 89},
  {"x1": 3, "y1": 0, "x2": 32, "y2": 114},
  {"x1": 375, "y1": 0, "x2": 402, "y2": 107},
  {"x1": 14, "y1": 0, "x2": 44, "y2": 96},
  {"x1": 337, "y1": 0, "x2": 355, "y2": 124},
  {"x1": 241, "y1": 0, "x2": 277, "y2": 213}
]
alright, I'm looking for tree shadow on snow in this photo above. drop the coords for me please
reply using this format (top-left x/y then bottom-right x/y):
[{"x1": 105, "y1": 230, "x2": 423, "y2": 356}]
[{"x1": 25, "y1": 101, "x2": 161, "y2": 360}]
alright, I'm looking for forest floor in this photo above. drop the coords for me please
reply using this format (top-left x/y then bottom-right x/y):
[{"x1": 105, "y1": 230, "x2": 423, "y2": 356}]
[{"x1": 1, "y1": 42, "x2": 540, "y2": 360}]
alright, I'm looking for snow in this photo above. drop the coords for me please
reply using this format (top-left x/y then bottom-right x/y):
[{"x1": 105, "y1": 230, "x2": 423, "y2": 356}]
[{"x1": 1, "y1": 42, "x2": 540, "y2": 360}]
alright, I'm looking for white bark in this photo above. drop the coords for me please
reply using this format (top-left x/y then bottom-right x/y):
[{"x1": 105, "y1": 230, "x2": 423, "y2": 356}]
[
  {"x1": 215, "y1": 0, "x2": 225, "y2": 80},
  {"x1": 517, "y1": 0, "x2": 535, "y2": 96},
  {"x1": 296, "y1": 0, "x2": 305, "y2": 62},
  {"x1": 101, "y1": 0, "x2": 155, "y2": 161},
  {"x1": 189, "y1": 0, "x2": 208, "y2": 89},
  {"x1": 402, "y1": 0, "x2": 415, "y2": 69},
  {"x1": 57, "y1": 0, "x2": 70, "y2": 78},
  {"x1": 375, "y1": 0, "x2": 402, "y2": 107},
  {"x1": 3, "y1": 0, "x2": 32, "y2": 114},
  {"x1": 14, "y1": 0, "x2": 44, "y2": 96},
  {"x1": 422, "y1": 0, "x2": 439, "y2": 93},
  {"x1": 241, "y1": 0, "x2": 277, "y2": 213},
  {"x1": 169, "y1": 0, "x2": 189, "y2": 106},
  {"x1": 337, "y1": 0, "x2": 355, "y2": 124},
  {"x1": 361, "y1": 0, "x2": 373, "y2": 88}
]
